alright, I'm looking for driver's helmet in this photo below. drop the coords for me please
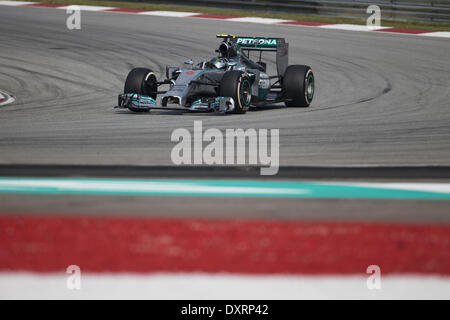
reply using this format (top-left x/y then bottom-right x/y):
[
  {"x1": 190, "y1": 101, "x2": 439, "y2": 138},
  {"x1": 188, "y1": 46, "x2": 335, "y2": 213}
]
[{"x1": 209, "y1": 57, "x2": 226, "y2": 70}]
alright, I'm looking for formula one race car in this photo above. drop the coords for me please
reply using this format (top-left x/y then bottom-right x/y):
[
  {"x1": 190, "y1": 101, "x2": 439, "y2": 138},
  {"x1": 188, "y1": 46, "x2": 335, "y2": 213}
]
[{"x1": 115, "y1": 34, "x2": 314, "y2": 114}]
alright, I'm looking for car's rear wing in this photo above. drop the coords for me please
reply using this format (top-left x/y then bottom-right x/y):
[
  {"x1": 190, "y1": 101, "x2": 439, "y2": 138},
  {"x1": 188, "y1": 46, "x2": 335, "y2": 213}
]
[{"x1": 217, "y1": 34, "x2": 289, "y2": 77}]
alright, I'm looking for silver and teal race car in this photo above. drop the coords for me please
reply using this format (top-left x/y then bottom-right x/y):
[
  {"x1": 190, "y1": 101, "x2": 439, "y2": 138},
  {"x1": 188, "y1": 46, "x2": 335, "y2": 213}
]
[{"x1": 115, "y1": 34, "x2": 314, "y2": 114}]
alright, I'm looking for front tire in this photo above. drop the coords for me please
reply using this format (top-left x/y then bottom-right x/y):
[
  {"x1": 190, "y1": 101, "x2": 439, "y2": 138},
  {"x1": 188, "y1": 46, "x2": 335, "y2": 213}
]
[
  {"x1": 283, "y1": 65, "x2": 314, "y2": 107},
  {"x1": 124, "y1": 67, "x2": 157, "y2": 112},
  {"x1": 219, "y1": 70, "x2": 252, "y2": 114}
]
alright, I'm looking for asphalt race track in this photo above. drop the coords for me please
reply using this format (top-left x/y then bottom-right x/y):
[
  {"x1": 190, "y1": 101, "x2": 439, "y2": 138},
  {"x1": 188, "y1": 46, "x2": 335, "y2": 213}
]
[
  {"x1": 0, "y1": 5, "x2": 449, "y2": 222},
  {"x1": 1, "y1": 5, "x2": 450, "y2": 300},
  {"x1": 0, "y1": 6, "x2": 449, "y2": 166}
]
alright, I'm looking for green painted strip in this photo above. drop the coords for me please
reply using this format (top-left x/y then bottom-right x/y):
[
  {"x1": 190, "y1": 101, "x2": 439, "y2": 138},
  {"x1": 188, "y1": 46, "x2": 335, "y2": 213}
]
[{"x1": 0, "y1": 178, "x2": 449, "y2": 200}]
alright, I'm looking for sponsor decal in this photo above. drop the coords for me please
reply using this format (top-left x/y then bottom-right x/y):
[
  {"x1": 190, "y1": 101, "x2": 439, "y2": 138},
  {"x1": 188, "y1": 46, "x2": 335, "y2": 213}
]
[{"x1": 236, "y1": 38, "x2": 277, "y2": 48}]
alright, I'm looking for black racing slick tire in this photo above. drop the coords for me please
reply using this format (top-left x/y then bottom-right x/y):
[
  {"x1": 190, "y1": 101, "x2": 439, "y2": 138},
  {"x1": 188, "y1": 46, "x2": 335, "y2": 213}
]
[
  {"x1": 124, "y1": 68, "x2": 157, "y2": 112},
  {"x1": 283, "y1": 65, "x2": 314, "y2": 107},
  {"x1": 219, "y1": 70, "x2": 252, "y2": 114}
]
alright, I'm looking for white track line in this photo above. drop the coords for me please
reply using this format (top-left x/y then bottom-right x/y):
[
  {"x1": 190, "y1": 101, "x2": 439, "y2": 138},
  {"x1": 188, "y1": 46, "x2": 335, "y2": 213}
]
[
  {"x1": 1, "y1": 272, "x2": 449, "y2": 299},
  {"x1": 227, "y1": 17, "x2": 292, "y2": 24},
  {"x1": 0, "y1": 179, "x2": 309, "y2": 196},
  {"x1": 0, "y1": 1, "x2": 36, "y2": 5},
  {"x1": 334, "y1": 182, "x2": 450, "y2": 194},
  {"x1": 319, "y1": 24, "x2": 390, "y2": 31},
  {"x1": 56, "y1": 5, "x2": 116, "y2": 11},
  {"x1": 139, "y1": 11, "x2": 199, "y2": 17},
  {"x1": 420, "y1": 31, "x2": 450, "y2": 38},
  {"x1": 0, "y1": 90, "x2": 15, "y2": 106}
]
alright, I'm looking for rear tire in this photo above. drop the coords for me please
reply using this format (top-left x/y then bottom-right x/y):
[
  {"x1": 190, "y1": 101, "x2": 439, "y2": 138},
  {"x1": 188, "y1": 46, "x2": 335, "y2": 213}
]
[
  {"x1": 219, "y1": 70, "x2": 252, "y2": 114},
  {"x1": 283, "y1": 65, "x2": 314, "y2": 107},
  {"x1": 124, "y1": 68, "x2": 157, "y2": 112}
]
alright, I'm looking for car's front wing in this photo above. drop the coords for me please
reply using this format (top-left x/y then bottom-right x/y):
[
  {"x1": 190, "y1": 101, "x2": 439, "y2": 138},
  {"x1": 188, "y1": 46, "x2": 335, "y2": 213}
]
[{"x1": 114, "y1": 93, "x2": 235, "y2": 114}]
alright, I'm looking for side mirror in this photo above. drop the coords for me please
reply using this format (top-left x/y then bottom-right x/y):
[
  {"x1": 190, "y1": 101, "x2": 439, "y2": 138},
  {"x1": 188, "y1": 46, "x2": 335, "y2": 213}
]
[
  {"x1": 166, "y1": 66, "x2": 180, "y2": 79},
  {"x1": 184, "y1": 59, "x2": 194, "y2": 66}
]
